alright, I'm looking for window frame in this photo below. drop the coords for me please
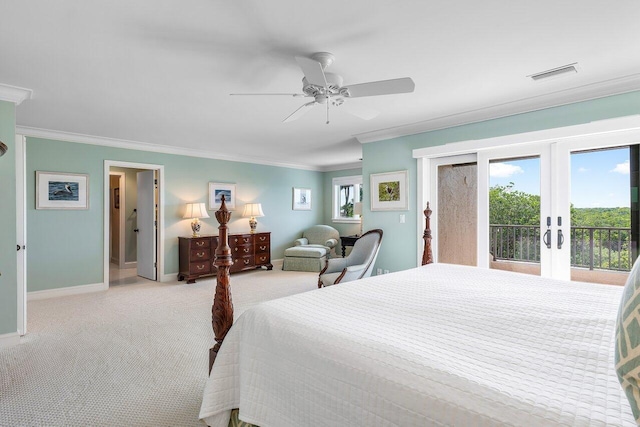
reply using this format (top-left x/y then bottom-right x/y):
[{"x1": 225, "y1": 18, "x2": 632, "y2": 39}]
[{"x1": 332, "y1": 175, "x2": 363, "y2": 223}]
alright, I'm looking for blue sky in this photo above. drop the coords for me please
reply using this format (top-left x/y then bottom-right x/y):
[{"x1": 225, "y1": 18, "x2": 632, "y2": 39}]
[{"x1": 489, "y1": 147, "x2": 630, "y2": 208}]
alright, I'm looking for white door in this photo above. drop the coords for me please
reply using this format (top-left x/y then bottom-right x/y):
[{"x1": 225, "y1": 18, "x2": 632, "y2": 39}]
[
  {"x1": 137, "y1": 170, "x2": 156, "y2": 280},
  {"x1": 477, "y1": 143, "x2": 569, "y2": 279}
]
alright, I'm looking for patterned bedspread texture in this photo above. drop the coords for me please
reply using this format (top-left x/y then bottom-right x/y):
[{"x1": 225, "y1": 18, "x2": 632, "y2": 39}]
[{"x1": 200, "y1": 263, "x2": 634, "y2": 426}]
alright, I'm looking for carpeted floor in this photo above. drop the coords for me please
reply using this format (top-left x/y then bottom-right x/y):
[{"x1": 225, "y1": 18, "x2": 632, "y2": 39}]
[{"x1": 0, "y1": 263, "x2": 318, "y2": 426}]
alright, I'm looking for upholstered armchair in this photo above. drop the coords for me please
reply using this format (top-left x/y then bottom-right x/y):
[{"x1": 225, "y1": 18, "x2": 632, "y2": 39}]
[
  {"x1": 282, "y1": 225, "x2": 340, "y2": 272},
  {"x1": 318, "y1": 229, "x2": 383, "y2": 287}
]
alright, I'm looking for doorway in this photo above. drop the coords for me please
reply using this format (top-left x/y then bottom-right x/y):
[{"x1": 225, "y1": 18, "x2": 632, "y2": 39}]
[
  {"x1": 103, "y1": 161, "x2": 164, "y2": 287},
  {"x1": 415, "y1": 116, "x2": 640, "y2": 284}
]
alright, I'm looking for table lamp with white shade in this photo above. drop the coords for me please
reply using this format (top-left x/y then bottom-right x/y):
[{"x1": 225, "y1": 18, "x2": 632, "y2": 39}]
[
  {"x1": 243, "y1": 203, "x2": 265, "y2": 233},
  {"x1": 183, "y1": 202, "x2": 209, "y2": 237},
  {"x1": 354, "y1": 202, "x2": 363, "y2": 236}
]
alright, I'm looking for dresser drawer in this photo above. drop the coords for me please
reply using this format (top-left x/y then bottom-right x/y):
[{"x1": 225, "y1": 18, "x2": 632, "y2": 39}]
[
  {"x1": 189, "y1": 261, "x2": 211, "y2": 275},
  {"x1": 255, "y1": 253, "x2": 270, "y2": 265},
  {"x1": 255, "y1": 243, "x2": 270, "y2": 254},
  {"x1": 231, "y1": 255, "x2": 254, "y2": 272},
  {"x1": 231, "y1": 235, "x2": 253, "y2": 247},
  {"x1": 190, "y1": 248, "x2": 210, "y2": 260},
  {"x1": 233, "y1": 245, "x2": 252, "y2": 256},
  {"x1": 255, "y1": 234, "x2": 270, "y2": 244},
  {"x1": 190, "y1": 238, "x2": 210, "y2": 250}
]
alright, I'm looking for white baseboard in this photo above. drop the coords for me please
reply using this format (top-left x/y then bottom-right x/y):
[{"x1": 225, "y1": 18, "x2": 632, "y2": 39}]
[
  {"x1": 28, "y1": 282, "x2": 108, "y2": 301},
  {"x1": 161, "y1": 273, "x2": 178, "y2": 283},
  {"x1": 0, "y1": 332, "x2": 20, "y2": 349},
  {"x1": 271, "y1": 258, "x2": 284, "y2": 268},
  {"x1": 124, "y1": 262, "x2": 137, "y2": 268}
]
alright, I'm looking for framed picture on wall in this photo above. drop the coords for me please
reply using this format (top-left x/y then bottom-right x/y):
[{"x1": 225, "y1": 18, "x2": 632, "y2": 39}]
[
  {"x1": 292, "y1": 187, "x2": 312, "y2": 210},
  {"x1": 209, "y1": 182, "x2": 236, "y2": 210},
  {"x1": 36, "y1": 171, "x2": 89, "y2": 210},
  {"x1": 370, "y1": 170, "x2": 409, "y2": 211}
]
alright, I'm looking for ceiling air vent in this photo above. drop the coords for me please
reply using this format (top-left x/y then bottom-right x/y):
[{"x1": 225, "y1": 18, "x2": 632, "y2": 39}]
[{"x1": 529, "y1": 63, "x2": 578, "y2": 81}]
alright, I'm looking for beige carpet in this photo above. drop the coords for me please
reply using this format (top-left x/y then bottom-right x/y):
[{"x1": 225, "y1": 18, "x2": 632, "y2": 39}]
[{"x1": 0, "y1": 264, "x2": 318, "y2": 426}]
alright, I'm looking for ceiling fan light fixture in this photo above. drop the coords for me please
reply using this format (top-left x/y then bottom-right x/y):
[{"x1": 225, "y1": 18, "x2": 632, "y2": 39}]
[{"x1": 528, "y1": 63, "x2": 578, "y2": 81}]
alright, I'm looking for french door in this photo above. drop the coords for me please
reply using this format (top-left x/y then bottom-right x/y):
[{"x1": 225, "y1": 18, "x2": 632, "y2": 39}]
[
  {"x1": 477, "y1": 143, "x2": 570, "y2": 279},
  {"x1": 477, "y1": 140, "x2": 635, "y2": 282}
]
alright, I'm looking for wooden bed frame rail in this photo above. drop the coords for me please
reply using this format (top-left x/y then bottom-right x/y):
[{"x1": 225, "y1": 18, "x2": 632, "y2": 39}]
[{"x1": 208, "y1": 199, "x2": 433, "y2": 372}]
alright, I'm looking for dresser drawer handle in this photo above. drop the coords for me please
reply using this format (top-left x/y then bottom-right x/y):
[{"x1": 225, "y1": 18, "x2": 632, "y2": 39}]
[
  {"x1": 244, "y1": 259, "x2": 250, "y2": 265},
  {"x1": 259, "y1": 236, "x2": 267, "y2": 241},
  {"x1": 259, "y1": 245, "x2": 267, "y2": 251},
  {"x1": 196, "y1": 265, "x2": 205, "y2": 270},
  {"x1": 243, "y1": 238, "x2": 250, "y2": 243},
  {"x1": 196, "y1": 251, "x2": 205, "y2": 257},
  {"x1": 259, "y1": 256, "x2": 267, "y2": 262},
  {"x1": 195, "y1": 241, "x2": 205, "y2": 247},
  {"x1": 243, "y1": 248, "x2": 250, "y2": 253}
]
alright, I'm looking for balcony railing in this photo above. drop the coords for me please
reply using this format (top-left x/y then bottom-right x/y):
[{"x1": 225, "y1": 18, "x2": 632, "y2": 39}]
[{"x1": 490, "y1": 224, "x2": 632, "y2": 271}]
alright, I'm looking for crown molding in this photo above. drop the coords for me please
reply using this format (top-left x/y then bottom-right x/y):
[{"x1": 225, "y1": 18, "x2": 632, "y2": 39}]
[
  {"x1": 355, "y1": 73, "x2": 640, "y2": 144},
  {"x1": 321, "y1": 161, "x2": 362, "y2": 172},
  {"x1": 15, "y1": 126, "x2": 327, "y2": 172},
  {"x1": 0, "y1": 84, "x2": 33, "y2": 105}
]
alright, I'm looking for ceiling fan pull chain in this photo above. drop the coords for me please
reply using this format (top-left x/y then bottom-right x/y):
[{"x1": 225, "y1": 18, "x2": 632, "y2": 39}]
[{"x1": 326, "y1": 99, "x2": 330, "y2": 124}]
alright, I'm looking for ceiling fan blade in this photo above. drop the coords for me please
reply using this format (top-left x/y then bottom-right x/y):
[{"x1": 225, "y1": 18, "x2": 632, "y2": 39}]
[
  {"x1": 283, "y1": 101, "x2": 317, "y2": 123},
  {"x1": 230, "y1": 93, "x2": 306, "y2": 97},
  {"x1": 295, "y1": 56, "x2": 327, "y2": 88},
  {"x1": 342, "y1": 77, "x2": 415, "y2": 98}
]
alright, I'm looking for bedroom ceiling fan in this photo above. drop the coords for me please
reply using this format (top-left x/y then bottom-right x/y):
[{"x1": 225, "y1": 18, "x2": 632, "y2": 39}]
[{"x1": 230, "y1": 52, "x2": 415, "y2": 124}]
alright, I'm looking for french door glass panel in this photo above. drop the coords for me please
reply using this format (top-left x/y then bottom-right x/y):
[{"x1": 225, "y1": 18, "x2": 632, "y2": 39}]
[{"x1": 488, "y1": 156, "x2": 542, "y2": 276}]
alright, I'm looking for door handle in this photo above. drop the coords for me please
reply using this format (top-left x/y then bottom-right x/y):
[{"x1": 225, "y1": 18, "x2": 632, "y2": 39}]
[
  {"x1": 134, "y1": 228, "x2": 139, "y2": 233},
  {"x1": 556, "y1": 216, "x2": 564, "y2": 249},
  {"x1": 543, "y1": 229, "x2": 551, "y2": 249},
  {"x1": 557, "y1": 229, "x2": 564, "y2": 249},
  {"x1": 17, "y1": 245, "x2": 20, "y2": 251}
]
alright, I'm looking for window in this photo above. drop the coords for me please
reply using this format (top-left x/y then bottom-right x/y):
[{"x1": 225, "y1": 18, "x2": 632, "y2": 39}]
[{"x1": 332, "y1": 175, "x2": 363, "y2": 223}]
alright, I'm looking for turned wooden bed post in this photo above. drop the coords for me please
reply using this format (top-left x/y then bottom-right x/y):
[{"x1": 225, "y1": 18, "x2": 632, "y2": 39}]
[
  {"x1": 209, "y1": 195, "x2": 234, "y2": 373},
  {"x1": 422, "y1": 202, "x2": 434, "y2": 265}
]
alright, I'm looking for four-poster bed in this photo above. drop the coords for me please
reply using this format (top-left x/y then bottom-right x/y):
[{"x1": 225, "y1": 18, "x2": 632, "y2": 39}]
[{"x1": 200, "y1": 200, "x2": 634, "y2": 426}]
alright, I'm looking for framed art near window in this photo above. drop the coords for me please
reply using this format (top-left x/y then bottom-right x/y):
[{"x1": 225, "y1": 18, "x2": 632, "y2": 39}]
[
  {"x1": 370, "y1": 170, "x2": 409, "y2": 211},
  {"x1": 36, "y1": 171, "x2": 89, "y2": 210},
  {"x1": 209, "y1": 182, "x2": 236, "y2": 210},
  {"x1": 292, "y1": 187, "x2": 312, "y2": 210}
]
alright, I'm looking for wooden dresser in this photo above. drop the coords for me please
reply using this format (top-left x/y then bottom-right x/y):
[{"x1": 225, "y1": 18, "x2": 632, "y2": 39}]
[{"x1": 178, "y1": 232, "x2": 272, "y2": 283}]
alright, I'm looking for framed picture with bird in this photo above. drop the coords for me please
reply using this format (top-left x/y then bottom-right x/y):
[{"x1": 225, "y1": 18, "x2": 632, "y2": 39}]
[
  {"x1": 36, "y1": 171, "x2": 89, "y2": 210},
  {"x1": 370, "y1": 170, "x2": 408, "y2": 211}
]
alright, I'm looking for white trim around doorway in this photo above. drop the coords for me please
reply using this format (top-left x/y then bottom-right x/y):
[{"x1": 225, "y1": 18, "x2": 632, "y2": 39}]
[
  {"x1": 103, "y1": 161, "x2": 165, "y2": 286},
  {"x1": 413, "y1": 114, "x2": 640, "y2": 270}
]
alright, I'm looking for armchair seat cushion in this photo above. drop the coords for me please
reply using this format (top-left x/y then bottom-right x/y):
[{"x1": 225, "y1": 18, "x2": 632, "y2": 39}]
[
  {"x1": 318, "y1": 272, "x2": 342, "y2": 287},
  {"x1": 284, "y1": 246, "x2": 328, "y2": 259}
]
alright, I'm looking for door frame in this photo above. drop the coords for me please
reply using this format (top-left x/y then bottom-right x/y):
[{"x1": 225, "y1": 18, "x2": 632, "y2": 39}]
[
  {"x1": 103, "y1": 161, "x2": 164, "y2": 286},
  {"x1": 15, "y1": 134, "x2": 26, "y2": 336},
  {"x1": 424, "y1": 154, "x2": 477, "y2": 264},
  {"x1": 414, "y1": 114, "x2": 640, "y2": 269},
  {"x1": 108, "y1": 171, "x2": 126, "y2": 268}
]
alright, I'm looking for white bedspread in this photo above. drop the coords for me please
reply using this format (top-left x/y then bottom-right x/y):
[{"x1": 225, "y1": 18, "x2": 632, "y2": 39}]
[{"x1": 199, "y1": 263, "x2": 634, "y2": 426}]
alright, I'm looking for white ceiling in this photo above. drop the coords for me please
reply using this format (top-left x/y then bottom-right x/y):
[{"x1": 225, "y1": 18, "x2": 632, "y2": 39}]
[{"x1": 2, "y1": 1, "x2": 640, "y2": 170}]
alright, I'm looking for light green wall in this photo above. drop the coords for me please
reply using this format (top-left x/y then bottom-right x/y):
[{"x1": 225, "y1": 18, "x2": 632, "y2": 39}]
[
  {"x1": 26, "y1": 137, "x2": 324, "y2": 292},
  {"x1": 322, "y1": 168, "x2": 362, "y2": 237},
  {"x1": 364, "y1": 91, "x2": 640, "y2": 273},
  {"x1": 0, "y1": 101, "x2": 16, "y2": 334}
]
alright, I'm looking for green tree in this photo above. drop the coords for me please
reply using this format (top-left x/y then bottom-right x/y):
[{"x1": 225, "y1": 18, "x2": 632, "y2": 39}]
[{"x1": 489, "y1": 183, "x2": 540, "y2": 225}]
